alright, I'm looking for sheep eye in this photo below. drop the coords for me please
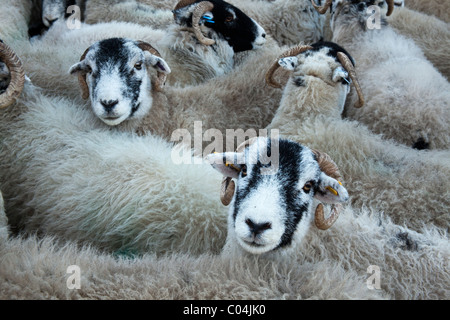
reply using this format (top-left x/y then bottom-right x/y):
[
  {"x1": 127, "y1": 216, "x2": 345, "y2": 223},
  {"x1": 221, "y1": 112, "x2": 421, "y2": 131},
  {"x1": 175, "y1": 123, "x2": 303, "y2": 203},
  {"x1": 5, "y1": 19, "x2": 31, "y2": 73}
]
[
  {"x1": 225, "y1": 15, "x2": 234, "y2": 22},
  {"x1": 302, "y1": 181, "x2": 314, "y2": 193},
  {"x1": 134, "y1": 62, "x2": 143, "y2": 70},
  {"x1": 241, "y1": 165, "x2": 247, "y2": 177}
]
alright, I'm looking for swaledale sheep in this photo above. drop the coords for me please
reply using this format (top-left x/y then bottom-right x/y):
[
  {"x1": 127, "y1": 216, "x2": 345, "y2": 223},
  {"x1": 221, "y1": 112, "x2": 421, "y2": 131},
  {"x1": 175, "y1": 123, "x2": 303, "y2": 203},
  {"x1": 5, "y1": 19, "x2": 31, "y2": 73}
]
[
  {"x1": 67, "y1": 37, "x2": 290, "y2": 153},
  {"x1": 86, "y1": 0, "x2": 326, "y2": 46},
  {"x1": 0, "y1": 42, "x2": 448, "y2": 300},
  {"x1": 405, "y1": 0, "x2": 449, "y2": 23},
  {"x1": 264, "y1": 42, "x2": 450, "y2": 231},
  {"x1": 14, "y1": 0, "x2": 266, "y2": 91},
  {"x1": 28, "y1": 0, "x2": 82, "y2": 38},
  {"x1": 0, "y1": 40, "x2": 228, "y2": 255},
  {"x1": 313, "y1": 0, "x2": 450, "y2": 150}
]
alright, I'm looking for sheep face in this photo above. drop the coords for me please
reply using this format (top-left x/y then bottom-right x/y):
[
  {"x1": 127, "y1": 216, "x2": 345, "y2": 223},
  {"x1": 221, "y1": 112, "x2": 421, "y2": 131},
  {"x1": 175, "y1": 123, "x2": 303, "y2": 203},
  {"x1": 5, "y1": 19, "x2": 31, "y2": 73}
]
[
  {"x1": 41, "y1": 0, "x2": 75, "y2": 27},
  {"x1": 208, "y1": 137, "x2": 349, "y2": 255},
  {"x1": 69, "y1": 38, "x2": 170, "y2": 126},
  {"x1": 173, "y1": 0, "x2": 266, "y2": 52},
  {"x1": 0, "y1": 61, "x2": 10, "y2": 94},
  {"x1": 279, "y1": 42, "x2": 354, "y2": 116},
  {"x1": 328, "y1": 0, "x2": 390, "y2": 29}
]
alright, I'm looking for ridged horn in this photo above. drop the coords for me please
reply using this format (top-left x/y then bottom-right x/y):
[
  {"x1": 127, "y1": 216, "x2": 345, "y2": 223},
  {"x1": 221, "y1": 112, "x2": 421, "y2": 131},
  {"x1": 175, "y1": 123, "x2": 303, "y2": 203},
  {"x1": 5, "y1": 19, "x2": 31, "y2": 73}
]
[
  {"x1": 385, "y1": 0, "x2": 394, "y2": 16},
  {"x1": 220, "y1": 137, "x2": 259, "y2": 206},
  {"x1": 310, "y1": 0, "x2": 333, "y2": 14},
  {"x1": 311, "y1": 149, "x2": 343, "y2": 230},
  {"x1": 136, "y1": 41, "x2": 167, "y2": 92},
  {"x1": 265, "y1": 45, "x2": 313, "y2": 88},
  {"x1": 77, "y1": 46, "x2": 91, "y2": 100},
  {"x1": 0, "y1": 40, "x2": 25, "y2": 108},
  {"x1": 174, "y1": 0, "x2": 216, "y2": 46},
  {"x1": 337, "y1": 52, "x2": 364, "y2": 108}
]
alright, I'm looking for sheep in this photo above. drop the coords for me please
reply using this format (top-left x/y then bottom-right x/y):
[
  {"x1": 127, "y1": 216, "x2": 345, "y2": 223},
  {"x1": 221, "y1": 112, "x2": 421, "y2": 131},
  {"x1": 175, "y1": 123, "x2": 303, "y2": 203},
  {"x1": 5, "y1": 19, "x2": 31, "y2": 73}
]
[
  {"x1": 387, "y1": 5, "x2": 450, "y2": 81},
  {"x1": 28, "y1": 0, "x2": 86, "y2": 38},
  {"x1": 404, "y1": 0, "x2": 450, "y2": 23},
  {"x1": 312, "y1": 0, "x2": 450, "y2": 150},
  {"x1": 0, "y1": 42, "x2": 448, "y2": 300},
  {"x1": 0, "y1": 39, "x2": 228, "y2": 255},
  {"x1": 85, "y1": 0, "x2": 326, "y2": 46},
  {"x1": 65, "y1": 36, "x2": 291, "y2": 153},
  {"x1": 262, "y1": 41, "x2": 450, "y2": 232},
  {"x1": 206, "y1": 136, "x2": 350, "y2": 258},
  {"x1": 13, "y1": 0, "x2": 267, "y2": 92}
]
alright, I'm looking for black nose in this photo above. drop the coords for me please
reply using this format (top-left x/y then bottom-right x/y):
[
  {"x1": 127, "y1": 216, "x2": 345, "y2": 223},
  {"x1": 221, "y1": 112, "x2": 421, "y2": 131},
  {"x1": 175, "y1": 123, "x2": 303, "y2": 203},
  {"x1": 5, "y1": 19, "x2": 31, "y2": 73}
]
[
  {"x1": 45, "y1": 18, "x2": 59, "y2": 26},
  {"x1": 262, "y1": 33, "x2": 266, "y2": 38},
  {"x1": 100, "y1": 99, "x2": 119, "y2": 112},
  {"x1": 245, "y1": 218, "x2": 272, "y2": 236}
]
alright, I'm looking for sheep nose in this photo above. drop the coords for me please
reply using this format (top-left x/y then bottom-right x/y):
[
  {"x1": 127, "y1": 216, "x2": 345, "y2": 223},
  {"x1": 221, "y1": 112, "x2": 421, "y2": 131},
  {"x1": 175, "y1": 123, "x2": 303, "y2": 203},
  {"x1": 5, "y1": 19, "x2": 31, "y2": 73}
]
[
  {"x1": 100, "y1": 99, "x2": 119, "y2": 112},
  {"x1": 245, "y1": 218, "x2": 272, "y2": 236},
  {"x1": 44, "y1": 17, "x2": 59, "y2": 26},
  {"x1": 262, "y1": 33, "x2": 266, "y2": 38}
]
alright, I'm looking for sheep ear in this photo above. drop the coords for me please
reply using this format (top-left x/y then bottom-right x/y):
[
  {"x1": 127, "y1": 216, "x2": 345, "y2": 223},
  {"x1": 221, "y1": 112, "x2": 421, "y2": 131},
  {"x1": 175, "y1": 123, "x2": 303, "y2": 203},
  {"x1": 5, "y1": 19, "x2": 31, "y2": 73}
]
[
  {"x1": 278, "y1": 57, "x2": 299, "y2": 71},
  {"x1": 332, "y1": 66, "x2": 350, "y2": 83},
  {"x1": 144, "y1": 52, "x2": 171, "y2": 74},
  {"x1": 314, "y1": 172, "x2": 349, "y2": 204},
  {"x1": 172, "y1": 5, "x2": 194, "y2": 26},
  {"x1": 68, "y1": 61, "x2": 88, "y2": 75},
  {"x1": 205, "y1": 152, "x2": 245, "y2": 179}
]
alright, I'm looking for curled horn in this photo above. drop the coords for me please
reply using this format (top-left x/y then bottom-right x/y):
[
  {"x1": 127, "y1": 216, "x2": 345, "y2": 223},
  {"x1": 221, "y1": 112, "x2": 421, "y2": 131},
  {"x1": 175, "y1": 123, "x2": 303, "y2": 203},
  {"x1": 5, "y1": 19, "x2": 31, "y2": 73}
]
[
  {"x1": 311, "y1": 149, "x2": 343, "y2": 230},
  {"x1": 385, "y1": 0, "x2": 394, "y2": 16},
  {"x1": 174, "y1": 0, "x2": 215, "y2": 46},
  {"x1": 136, "y1": 41, "x2": 167, "y2": 92},
  {"x1": 310, "y1": 0, "x2": 333, "y2": 14},
  {"x1": 0, "y1": 40, "x2": 25, "y2": 109},
  {"x1": 77, "y1": 46, "x2": 91, "y2": 100},
  {"x1": 337, "y1": 52, "x2": 364, "y2": 108},
  {"x1": 265, "y1": 45, "x2": 313, "y2": 88},
  {"x1": 220, "y1": 137, "x2": 259, "y2": 206}
]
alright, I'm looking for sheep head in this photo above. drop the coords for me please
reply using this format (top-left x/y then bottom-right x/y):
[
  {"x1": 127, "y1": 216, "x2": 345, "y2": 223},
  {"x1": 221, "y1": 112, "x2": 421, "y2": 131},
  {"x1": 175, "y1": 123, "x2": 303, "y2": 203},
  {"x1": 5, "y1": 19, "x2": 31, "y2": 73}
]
[
  {"x1": 207, "y1": 137, "x2": 349, "y2": 255},
  {"x1": 266, "y1": 41, "x2": 364, "y2": 111},
  {"x1": 69, "y1": 38, "x2": 171, "y2": 126},
  {"x1": 172, "y1": 0, "x2": 266, "y2": 52},
  {"x1": 0, "y1": 40, "x2": 25, "y2": 109}
]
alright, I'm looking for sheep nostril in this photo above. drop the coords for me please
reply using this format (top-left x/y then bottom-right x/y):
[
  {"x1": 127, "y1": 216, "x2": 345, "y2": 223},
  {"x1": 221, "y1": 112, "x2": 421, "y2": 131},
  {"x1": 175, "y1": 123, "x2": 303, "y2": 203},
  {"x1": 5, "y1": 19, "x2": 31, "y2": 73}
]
[
  {"x1": 100, "y1": 99, "x2": 119, "y2": 111},
  {"x1": 45, "y1": 17, "x2": 59, "y2": 26},
  {"x1": 246, "y1": 218, "x2": 272, "y2": 235}
]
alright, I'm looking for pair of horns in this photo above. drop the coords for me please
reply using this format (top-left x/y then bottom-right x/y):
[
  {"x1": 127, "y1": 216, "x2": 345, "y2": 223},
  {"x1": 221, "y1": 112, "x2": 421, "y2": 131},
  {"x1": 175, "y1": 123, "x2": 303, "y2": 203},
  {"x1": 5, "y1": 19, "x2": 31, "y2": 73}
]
[
  {"x1": 220, "y1": 139, "x2": 343, "y2": 230},
  {"x1": 174, "y1": 0, "x2": 216, "y2": 46},
  {"x1": 77, "y1": 40, "x2": 167, "y2": 100},
  {"x1": 0, "y1": 41, "x2": 25, "y2": 109},
  {"x1": 265, "y1": 45, "x2": 364, "y2": 108},
  {"x1": 311, "y1": 0, "x2": 394, "y2": 16}
]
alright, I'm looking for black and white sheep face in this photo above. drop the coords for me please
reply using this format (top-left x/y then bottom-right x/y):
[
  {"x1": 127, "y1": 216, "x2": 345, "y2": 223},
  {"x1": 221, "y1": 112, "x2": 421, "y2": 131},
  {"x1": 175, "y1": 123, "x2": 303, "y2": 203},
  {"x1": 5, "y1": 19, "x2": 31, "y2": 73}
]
[
  {"x1": 69, "y1": 38, "x2": 171, "y2": 126},
  {"x1": 208, "y1": 138, "x2": 349, "y2": 255},
  {"x1": 173, "y1": 0, "x2": 266, "y2": 52},
  {"x1": 279, "y1": 43, "x2": 354, "y2": 114},
  {"x1": 41, "y1": 0, "x2": 75, "y2": 27}
]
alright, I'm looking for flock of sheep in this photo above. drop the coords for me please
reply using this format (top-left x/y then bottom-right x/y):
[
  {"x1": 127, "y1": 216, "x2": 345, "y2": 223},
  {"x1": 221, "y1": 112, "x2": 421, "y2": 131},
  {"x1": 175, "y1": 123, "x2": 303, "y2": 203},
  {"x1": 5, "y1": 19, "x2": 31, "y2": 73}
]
[{"x1": 0, "y1": 0, "x2": 449, "y2": 300}]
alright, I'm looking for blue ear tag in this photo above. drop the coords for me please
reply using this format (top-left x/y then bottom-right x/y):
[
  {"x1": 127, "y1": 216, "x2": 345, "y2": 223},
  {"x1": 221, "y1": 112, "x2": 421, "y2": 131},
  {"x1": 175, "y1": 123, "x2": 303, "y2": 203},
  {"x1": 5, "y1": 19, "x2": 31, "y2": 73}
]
[{"x1": 202, "y1": 15, "x2": 215, "y2": 23}]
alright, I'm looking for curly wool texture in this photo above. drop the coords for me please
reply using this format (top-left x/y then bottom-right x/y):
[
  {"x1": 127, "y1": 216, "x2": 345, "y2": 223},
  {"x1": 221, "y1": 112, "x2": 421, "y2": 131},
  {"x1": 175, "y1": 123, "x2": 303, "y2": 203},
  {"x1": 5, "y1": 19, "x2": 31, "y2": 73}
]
[
  {"x1": 0, "y1": 84, "x2": 227, "y2": 255},
  {"x1": 405, "y1": 0, "x2": 449, "y2": 23},
  {"x1": 388, "y1": 6, "x2": 450, "y2": 81},
  {"x1": 0, "y1": 205, "x2": 448, "y2": 300}
]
